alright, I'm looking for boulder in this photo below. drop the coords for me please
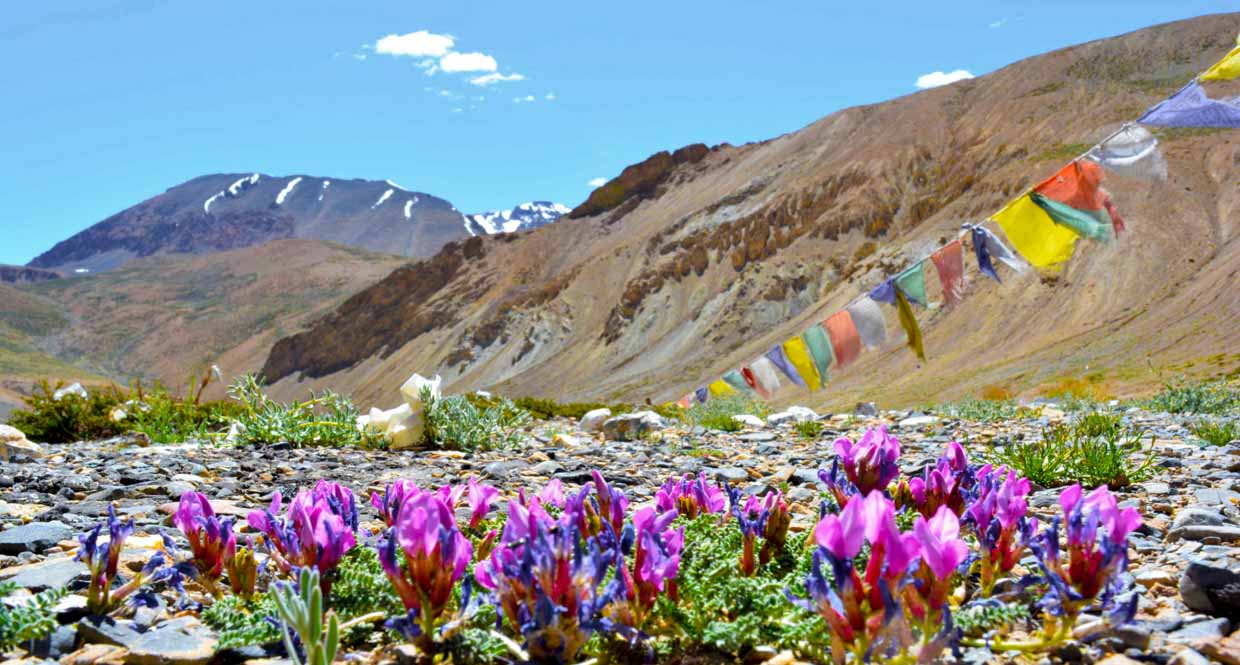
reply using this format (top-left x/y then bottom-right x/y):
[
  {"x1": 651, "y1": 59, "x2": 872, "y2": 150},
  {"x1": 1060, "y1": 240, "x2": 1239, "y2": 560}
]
[
  {"x1": 732, "y1": 414, "x2": 766, "y2": 429},
  {"x1": 1180, "y1": 557, "x2": 1240, "y2": 619},
  {"x1": 52, "y1": 382, "x2": 88, "y2": 401},
  {"x1": 767, "y1": 406, "x2": 818, "y2": 426},
  {"x1": 0, "y1": 424, "x2": 43, "y2": 460},
  {"x1": 383, "y1": 403, "x2": 423, "y2": 450},
  {"x1": 580, "y1": 408, "x2": 612, "y2": 432},
  {"x1": 400, "y1": 373, "x2": 442, "y2": 410},
  {"x1": 897, "y1": 415, "x2": 940, "y2": 428},
  {"x1": 855, "y1": 402, "x2": 879, "y2": 416},
  {"x1": 0, "y1": 521, "x2": 73, "y2": 554},
  {"x1": 602, "y1": 411, "x2": 665, "y2": 441}
]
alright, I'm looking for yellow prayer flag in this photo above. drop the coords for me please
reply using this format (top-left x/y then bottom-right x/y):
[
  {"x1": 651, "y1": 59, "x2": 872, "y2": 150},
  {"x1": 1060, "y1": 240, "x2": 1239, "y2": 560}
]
[
  {"x1": 781, "y1": 337, "x2": 822, "y2": 391},
  {"x1": 707, "y1": 379, "x2": 736, "y2": 398},
  {"x1": 991, "y1": 194, "x2": 1078, "y2": 270},
  {"x1": 895, "y1": 290, "x2": 925, "y2": 362},
  {"x1": 1201, "y1": 44, "x2": 1240, "y2": 82}
]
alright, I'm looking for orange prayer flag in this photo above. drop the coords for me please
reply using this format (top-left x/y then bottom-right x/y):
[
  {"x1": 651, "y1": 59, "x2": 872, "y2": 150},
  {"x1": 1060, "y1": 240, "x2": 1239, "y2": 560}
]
[
  {"x1": 823, "y1": 310, "x2": 862, "y2": 368},
  {"x1": 930, "y1": 239, "x2": 965, "y2": 307}
]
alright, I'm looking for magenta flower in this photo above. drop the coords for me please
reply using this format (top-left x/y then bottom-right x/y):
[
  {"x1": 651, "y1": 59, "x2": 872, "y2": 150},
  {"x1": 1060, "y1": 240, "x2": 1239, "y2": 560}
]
[
  {"x1": 371, "y1": 479, "x2": 421, "y2": 527},
  {"x1": 1029, "y1": 484, "x2": 1141, "y2": 626},
  {"x1": 246, "y1": 483, "x2": 358, "y2": 588},
  {"x1": 578, "y1": 470, "x2": 628, "y2": 537},
  {"x1": 833, "y1": 427, "x2": 902, "y2": 496},
  {"x1": 376, "y1": 488, "x2": 473, "y2": 647},
  {"x1": 965, "y1": 464, "x2": 1035, "y2": 594},
  {"x1": 903, "y1": 441, "x2": 974, "y2": 518},
  {"x1": 535, "y1": 478, "x2": 566, "y2": 508},
  {"x1": 466, "y1": 477, "x2": 500, "y2": 528},
  {"x1": 904, "y1": 506, "x2": 968, "y2": 627},
  {"x1": 813, "y1": 490, "x2": 866, "y2": 560},
  {"x1": 655, "y1": 472, "x2": 727, "y2": 519},
  {"x1": 614, "y1": 506, "x2": 684, "y2": 628},
  {"x1": 172, "y1": 491, "x2": 234, "y2": 593}
]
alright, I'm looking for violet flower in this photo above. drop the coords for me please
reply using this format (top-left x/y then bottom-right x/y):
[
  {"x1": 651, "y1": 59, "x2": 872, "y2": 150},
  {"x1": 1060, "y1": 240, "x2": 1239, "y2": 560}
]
[
  {"x1": 474, "y1": 497, "x2": 630, "y2": 663},
  {"x1": 965, "y1": 464, "x2": 1035, "y2": 595},
  {"x1": 466, "y1": 476, "x2": 500, "y2": 528},
  {"x1": 901, "y1": 441, "x2": 975, "y2": 518},
  {"x1": 729, "y1": 485, "x2": 768, "y2": 576},
  {"x1": 371, "y1": 479, "x2": 421, "y2": 527},
  {"x1": 835, "y1": 427, "x2": 902, "y2": 496},
  {"x1": 1028, "y1": 484, "x2": 1141, "y2": 627},
  {"x1": 904, "y1": 506, "x2": 969, "y2": 631},
  {"x1": 655, "y1": 472, "x2": 727, "y2": 519},
  {"x1": 172, "y1": 491, "x2": 234, "y2": 595},
  {"x1": 614, "y1": 506, "x2": 683, "y2": 628},
  {"x1": 535, "y1": 478, "x2": 566, "y2": 509},
  {"x1": 793, "y1": 491, "x2": 921, "y2": 662},
  {"x1": 79, "y1": 507, "x2": 176, "y2": 615},
  {"x1": 246, "y1": 482, "x2": 358, "y2": 589},
  {"x1": 578, "y1": 470, "x2": 629, "y2": 537},
  {"x1": 376, "y1": 488, "x2": 473, "y2": 650}
]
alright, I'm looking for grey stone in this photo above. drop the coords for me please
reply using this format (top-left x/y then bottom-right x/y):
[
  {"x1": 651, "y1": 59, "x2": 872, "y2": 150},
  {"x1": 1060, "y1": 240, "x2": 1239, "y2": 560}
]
[
  {"x1": 166, "y1": 481, "x2": 196, "y2": 499},
  {"x1": 1166, "y1": 617, "x2": 1229, "y2": 643},
  {"x1": 713, "y1": 467, "x2": 749, "y2": 484},
  {"x1": 0, "y1": 520, "x2": 73, "y2": 554},
  {"x1": 737, "y1": 432, "x2": 777, "y2": 443},
  {"x1": 80, "y1": 615, "x2": 217, "y2": 665},
  {"x1": 1194, "y1": 488, "x2": 1240, "y2": 506},
  {"x1": 766, "y1": 407, "x2": 818, "y2": 426},
  {"x1": 1180, "y1": 558, "x2": 1240, "y2": 618},
  {"x1": 530, "y1": 460, "x2": 563, "y2": 475},
  {"x1": 579, "y1": 408, "x2": 611, "y2": 432},
  {"x1": 854, "y1": 402, "x2": 878, "y2": 416},
  {"x1": 732, "y1": 414, "x2": 766, "y2": 429},
  {"x1": 602, "y1": 411, "x2": 666, "y2": 442},
  {"x1": 1168, "y1": 649, "x2": 1212, "y2": 665},
  {"x1": 1168, "y1": 525, "x2": 1240, "y2": 543},
  {"x1": 1171, "y1": 507, "x2": 1227, "y2": 531},
  {"x1": 483, "y1": 460, "x2": 527, "y2": 477},
  {"x1": 0, "y1": 558, "x2": 88, "y2": 591}
]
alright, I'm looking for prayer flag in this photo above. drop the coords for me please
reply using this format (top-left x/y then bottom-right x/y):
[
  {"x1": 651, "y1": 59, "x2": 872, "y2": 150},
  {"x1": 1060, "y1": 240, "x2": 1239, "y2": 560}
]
[
  {"x1": 708, "y1": 379, "x2": 737, "y2": 398},
  {"x1": 782, "y1": 336, "x2": 822, "y2": 391},
  {"x1": 1138, "y1": 80, "x2": 1240, "y2": 128},
  {"x1": 869, "y1": 279, "x2": 897, "y2": 305},
  {"x1": 930, "y1": 240, "x2": 965, "y2": 307},
  {"x1": 992, "y1": 194, "x2": 1079, "y2": 270},
  {"x1": 895, "y1": 263, "x2": 928, "y2": 306},
  {"x1": 846, "y1": 297, "x2": 888, "y2": 349},
  {"x1": 896, "y1": 289, "x2": 925, "y2": 362},
  {"x1": 1030, "y1": 193, "x2": 1113, "y2": 242},
  {"x1": 971, "y1": 227, "x2": 1000, "y2": 282},
  {"x1": 722, "y1": 370, "x2": 751, "y2": 395},
  {"x1": 977, "y1": 226, "x2": 1025, "y2": 274},
  {"x1": 694, "y1": 387, "x2": 709, "y2": 404},
  {"x1": 1201, "y1": 37, "x2": 1240, "y2": 82},
  {"x1": 764, "y1": 345, "x2": 807, "y2": 389},
  {"x1": 676, "y1": 394, "x2": 693, "y2": 409},
  {"x1": 745, "y1": 357, "x2": 782, "y2": 398},
  {"x1": 824, "y1": 310, "x2": 862, "y2": 368},
  {"x1": 801, "y1": 324, "x2": 835, "y2": 383},
  {"x1": 1032, "y1": 160, "x2": 1122, "y2": 239},
  {"x1": 1085, "y1": 125, "x2": 1167, "y2": 181}
]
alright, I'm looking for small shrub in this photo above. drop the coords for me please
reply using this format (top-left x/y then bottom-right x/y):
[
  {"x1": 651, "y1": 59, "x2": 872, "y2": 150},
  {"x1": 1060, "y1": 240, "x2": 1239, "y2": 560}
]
[
  {"x1": 685, "y1": 396, "x2": 768, "y2": 432},
  {"x1": 226, "y1": 374, "x2": 383, "y2": 448},
  {"x1": 987, "y1": 429, "x2": 1071, "y2": 488},
  {"x1": 793, "y1": 419, "x2": 824, "y2": 440},
  {"x1": 1145, "y1": 379, "x2": 1239, "y2": 415},
  {"x1": 930, "y1": 398, "x2": 1040, "y2": 423},
  {"x1": 8, "y1": 380, "x2": 126, "y2": 443},
  {"x1": 202, "y1": 594, "x2": 281, "y2": 649},
  {"x1": 988, "y1": 413, "x2": 1154, "y2": 489},
  {"x1": 424, "y1": 388, "x2": 530, "y2": 451},
  {"x1": 1190, "y1": 420, "x2": 1239, "y2": 447},
  {"x1": 0, "y1": 581, "x2": 67, "y2": 651}
]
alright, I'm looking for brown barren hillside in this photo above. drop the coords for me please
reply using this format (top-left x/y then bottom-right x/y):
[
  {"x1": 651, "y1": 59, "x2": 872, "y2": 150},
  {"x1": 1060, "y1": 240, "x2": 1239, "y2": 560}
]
[
  {"x1": 262, "y1": 14, "x2": 1240, "y2": 410},
  {"x1": 12, "y1": 239, "x2": 407, "y2": 402}
]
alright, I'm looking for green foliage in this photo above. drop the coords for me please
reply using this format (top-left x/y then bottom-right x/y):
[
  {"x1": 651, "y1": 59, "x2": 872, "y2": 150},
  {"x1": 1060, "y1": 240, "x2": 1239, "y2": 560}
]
[
  {"x1": 649, "y1": 516, "x2": 831, "y2": 661},
  {"x1": 505, "y1": 395, "x2": 623, "y2": 420},
  {"x1": 202, "y1": 594, "x2": 281, "y2": 649},
  {"x1": 794, "y1": 419, "x2": 824, "y2": 440},
  {"x1": 954, "y1": 601, "x2": 1032, "y2": 638},
  {"x1": 1144, "y1": 379, "x2": 1239, "y2": 415},
  {"x1": 271, "y1": 568, "x2": 340, "y2": 665},
  {"x1": 1190, "y1": 420, "x2": 1239, "y2": 447},
  {"x1": 226, "y1": 374, "x2": 383, "y2": 448},
  {"x1": 988, "y1": 413, "x2": 1154, "y2": 489},
  {"x1": 330, "y1": 548, "x2": 402, "y2": 629},
  {"x1": 685, "y1": 395, "x2": 768, "y2": 433},
  {"x1": 8, "y1": 378, "x2": 237, "y2": 444},
  {"x1": 424, "y1": 387, "x2": 530, "y2": 452},
  {"x1": 0, "y1": 582, "x2": 67, "y2": 651},
  {"x1": 929, "y1": 398, "x2": 1040, "y2": 423}
]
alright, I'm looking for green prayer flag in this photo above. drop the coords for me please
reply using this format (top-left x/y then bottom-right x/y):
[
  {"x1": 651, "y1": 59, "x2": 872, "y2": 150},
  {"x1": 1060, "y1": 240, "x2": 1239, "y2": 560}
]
[
  {"x1": 722, "y1": 370, "x2": 752, "y2": 394},
  {"x1": 895, "y1": 262, "x2": 928, "y2": 306},
  {"x1": 801, "y1": 324, "x2": 833, "y2": 388},
  {"x1": 1030, "y1": 193, "x2": 1114, "y2": 243}
]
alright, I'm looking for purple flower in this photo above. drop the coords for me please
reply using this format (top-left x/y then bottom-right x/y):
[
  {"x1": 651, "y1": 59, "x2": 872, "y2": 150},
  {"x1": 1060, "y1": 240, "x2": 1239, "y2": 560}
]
[
  {"x1": 376, "y1": 488, "x2": 472, "y2": 646},
  {"x1": 578, "y1": 470, "x2": 628, "y2": 537},
  {"x1": 371, "y1": 479, "x2": 421, "y2": 527},
  {"x1": 912, "y1": 506, "x2": 968, "y2": 580},
  {"x1": 901, "y1": 441, "x2": 975, "y2": 518},
  {"x1": 77, "y1": 506, "x2": 158, "y2": 615},
  {"x1": 246, "y1": 482, "x2": 358, "y2": 587},
  {"x1": 535, "y1": 478, "x2": 566, "y2": 509},
  {"x1": 173, "y1": 491, "x2": 234, "y2": 591},
  {"x1": 965, "y1": 464, "x2": 1035, "y2": 595},
  {"x1": 655, "y1": 472, "x2": 727, "y2": 519},
  {"x1": 466, "y1": 477, "x2": 499, "y2": 528},
  {"x1": 813, "y1": 490, "x2": 866, "y2": 560},
  {"x1": 833, "y1": 427, "x2": 902, "y2": 496}
]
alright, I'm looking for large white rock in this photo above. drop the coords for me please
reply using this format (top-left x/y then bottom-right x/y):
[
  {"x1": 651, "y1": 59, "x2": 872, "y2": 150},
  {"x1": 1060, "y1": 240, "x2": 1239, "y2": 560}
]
[
  {"x1": 0, "y1": 425, "x2": 43, "y2": 460},
  {"x1": 384, "y1": 403, "x2": 425, "y2": 450},
  {"x1": 766, "y1": 406, "x2": 819, "y2": 426},
  {"x1": 897, "y1": 415, "x2": 940, "y2": 429},
  {"x1": 52, "y1": 383, "x2": 88, "y2": 401},
  {"x1": 733, "y1": 414, "x2": 766, "y2": 429},
  {"x1": 602, "y1": 411, "x2": 666, "y2": 442},
  {"x1": 400, "y1": 373, "x2": 442, "y2": 411},
  {"x1": 580, "y1": 408, "x2": 612, "y2": 432}
]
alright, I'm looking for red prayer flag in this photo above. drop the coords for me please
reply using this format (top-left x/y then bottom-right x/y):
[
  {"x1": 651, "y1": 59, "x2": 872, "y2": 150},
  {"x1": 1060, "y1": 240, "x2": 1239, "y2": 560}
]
[
  {"x1": 930, "y1": 239, "x2": 965, "y2": 307},
  {"x1": 824, "y1": 310, "x2": 862, "y2": 368}
]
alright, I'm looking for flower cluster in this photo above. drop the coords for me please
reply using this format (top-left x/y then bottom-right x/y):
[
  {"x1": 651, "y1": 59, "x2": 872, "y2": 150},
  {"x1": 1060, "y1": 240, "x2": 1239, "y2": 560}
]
[
  {"x1": 172, "y1": 491, "x2": 236, "y2": 597},
  {"x1": 728, "y1": 485, "x2": 791, "y2": 575},
  {"x1": 656, "y1": 472, "x2": 726, "y2": 519},
  {"x1": 819, "y1": 426, "x2": 902, "y2": 505},
  {"x1": 78, "y1": 506, "x2": 179, "y2": 615},
  {"x1": 246, "y1": 480, "x2": 359, "y2": 589},
  {"x1": 965, "y1": 464, "x2": 1035, "y2": 594}
]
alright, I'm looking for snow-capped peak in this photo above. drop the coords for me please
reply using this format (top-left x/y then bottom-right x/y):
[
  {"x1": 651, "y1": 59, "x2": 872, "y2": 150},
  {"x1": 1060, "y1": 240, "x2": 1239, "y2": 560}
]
[
  {"x1": 385, "y1": 179, "x2": 409, "y2": 191},
  {"x1": 464, "y1": 201, "x2": 571, "y2": 236},
  {"x1": 228, "y1": 173, "x2": 260, "y2": 196},
  {"x1": 275, "y1": 177, "x2": 303, "y2": 205},
  {"x1": 372, "y1": 189, "x2": 394, "y2": 209}
]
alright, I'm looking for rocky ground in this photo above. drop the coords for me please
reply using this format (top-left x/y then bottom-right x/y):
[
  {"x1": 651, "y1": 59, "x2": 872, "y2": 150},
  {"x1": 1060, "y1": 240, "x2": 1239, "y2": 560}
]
[{"x1": 1, "y1": 405, "x2": 1238, "y2": 664}]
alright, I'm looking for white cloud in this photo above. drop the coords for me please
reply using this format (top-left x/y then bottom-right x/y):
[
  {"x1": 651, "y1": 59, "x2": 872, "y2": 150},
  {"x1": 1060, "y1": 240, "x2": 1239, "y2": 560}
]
[
  {"x1": 988, "y1": 18, "x2": 1008, "y2": 28},
  {"x1": 438, "y1": 89, "x2": 453, "y2": 97},
  {"x1": 469, "y1": 72, "x2": 524, "y2": 86},
  {"x1": 512, "y1": 94, "x2": 536, "y2": 103},
  {"x1": 914, "y1": 69, "x2": 974, "y2": 89},
  {"x1": 588, "y1": 177, "x2": 607, "y2": 187},
  {"x1": 545, "y1": 92, "x2": 556, "y2": 101},
  {"x1": 375, "y1": 31, "x2": 455, "y2": 57},
  {"x1": 440, "y1": 51, "x2": 497, "y2": 73},
  {"x1": 352, "y1": 53, "x2": 368, "y2": 61},
  {"x1": 416, "y1": 59, "x2": 439, "y2": 76}
]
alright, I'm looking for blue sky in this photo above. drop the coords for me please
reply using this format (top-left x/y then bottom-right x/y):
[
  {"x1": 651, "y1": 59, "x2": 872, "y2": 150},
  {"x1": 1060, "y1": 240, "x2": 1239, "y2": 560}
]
[{"x1": 2, "y1": 1, "x2": 1237, "y2": 265}]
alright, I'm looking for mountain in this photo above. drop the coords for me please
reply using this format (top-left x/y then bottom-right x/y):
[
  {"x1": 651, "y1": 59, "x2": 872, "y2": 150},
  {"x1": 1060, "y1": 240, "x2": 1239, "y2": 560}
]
[
  {"x1": 0, "y1": 265, "x2": 60, "y2": 285},
  {"x1": 258, "y1": 14, "x2": 1240, "y2": 410},
  {"x1": 464, "y1": 202, "x2": 572, "y2": 236},
  {"x1": 27, "y1": 174, "x2": 469, "y2": 273}
]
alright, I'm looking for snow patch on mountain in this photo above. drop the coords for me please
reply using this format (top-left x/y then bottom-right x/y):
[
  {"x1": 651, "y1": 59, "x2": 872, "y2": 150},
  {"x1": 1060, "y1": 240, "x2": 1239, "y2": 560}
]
[
  {"x1": 204, "y1": 191, "x2": 225, "y2": 213},
  {"x1": 404, "y1": 199, "x2": 413, "y2": 219},
  {"x1": 464, "y1": 201, "x2": 570, "y2": 236},
  {"x1": 275, "y1": 177, "x2": 303, "y2": 205},
  {"x1": 318, "y1": 180, "x2": 330, "y2": 202},
  {"x1": 372, "y1": 189, "x2": 394, "y2": 209},
  {"x1": 386, "y1": 179, "x2": 409, "y2": 191},
  {"x1": 228, "y1": 173, "x2": 260, "y2": 196}
]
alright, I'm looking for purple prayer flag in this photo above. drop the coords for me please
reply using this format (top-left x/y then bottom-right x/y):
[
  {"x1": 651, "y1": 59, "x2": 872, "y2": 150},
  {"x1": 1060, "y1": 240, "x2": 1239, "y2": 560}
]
[
  {"x1": 764, "y1": 345, "x2": 807, "y2": 389},
  {"x1": 694, "y1": 387, "x2": 709, "y2": 404},
  {"x1": 971, "y1": 227, "x2": 1000, "y2": 283},
  {"x1": 869, "y1": 279, "x2": 897, "y2": 305},
  {"x1": 1138, "y1": 80, "x2": 1240, "y2": 129}
]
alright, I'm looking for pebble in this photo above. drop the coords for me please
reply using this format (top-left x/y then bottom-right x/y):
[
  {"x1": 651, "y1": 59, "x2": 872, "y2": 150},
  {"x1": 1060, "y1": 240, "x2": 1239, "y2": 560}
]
[{"x1": 0, "y1": 520, "x2": 74, "y2": 554}]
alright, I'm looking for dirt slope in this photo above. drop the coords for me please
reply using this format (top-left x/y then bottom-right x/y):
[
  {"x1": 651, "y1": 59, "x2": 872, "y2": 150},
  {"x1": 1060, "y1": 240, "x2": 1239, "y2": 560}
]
[{"x1": 263, "y1": 15, "x2": 1240, "y2": 409}]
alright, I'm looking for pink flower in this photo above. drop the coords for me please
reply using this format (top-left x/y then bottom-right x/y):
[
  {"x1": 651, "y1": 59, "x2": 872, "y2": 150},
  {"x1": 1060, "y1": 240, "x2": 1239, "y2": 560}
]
[
  {"x1": 834, "y1": 427, "x2": 902, "y2": 495},
  {"x1": 466, "y1": 477, "x2": 500, "y2": 528},
  {"x1": 912, "y1": 506, "x2": 968, "y2": 579}
]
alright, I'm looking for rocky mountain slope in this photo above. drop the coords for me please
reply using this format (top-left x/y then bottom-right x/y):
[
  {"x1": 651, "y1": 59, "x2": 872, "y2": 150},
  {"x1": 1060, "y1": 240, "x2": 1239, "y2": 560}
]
[
  {"x1": 0, "y1": 265, "x2": 60, "y2": 285},
  {"x1": 27, "y1": 174, "x2": 468, "y2": 273},
  {"x1": 260, "y1": 14, "x2": 1240, "y2": 410},
  {"x1": 465, "y1": 202, "x2": 571, "y2": 236}
]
